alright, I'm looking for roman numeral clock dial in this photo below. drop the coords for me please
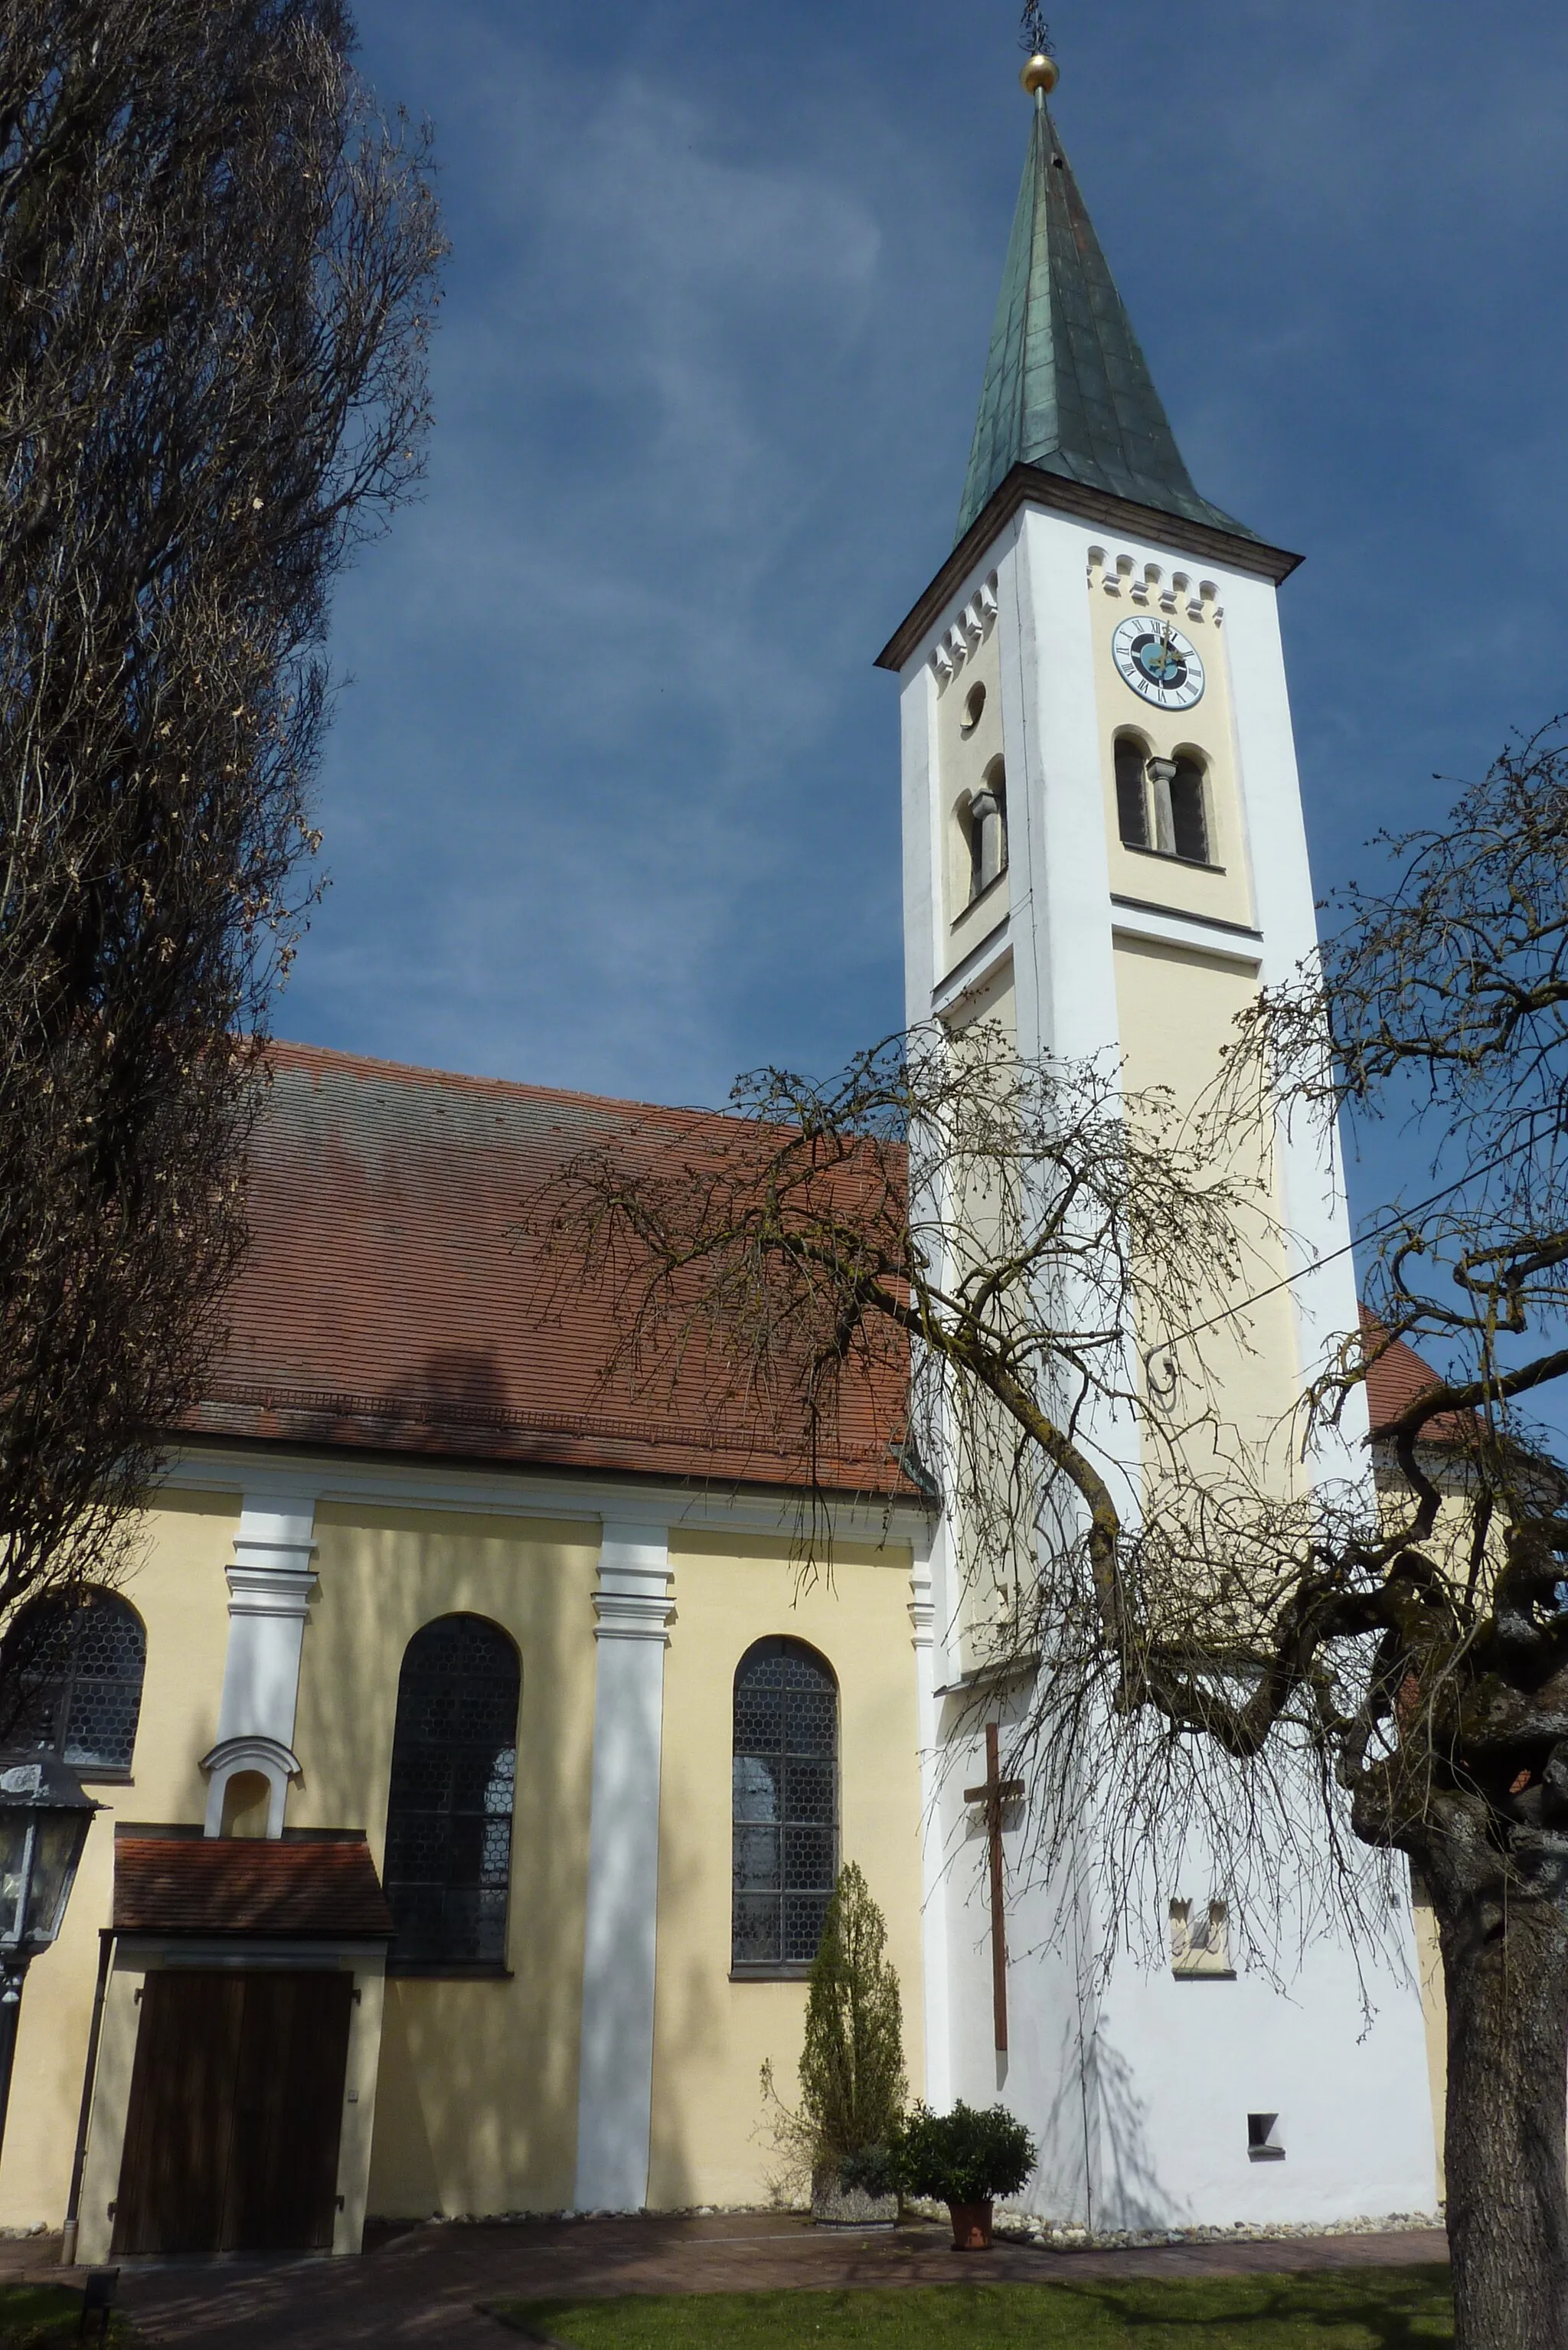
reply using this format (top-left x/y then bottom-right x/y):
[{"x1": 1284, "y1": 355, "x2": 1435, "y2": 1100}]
[{"x1": 1112, "y1": 614, "x2": 1207, "y2": 711}]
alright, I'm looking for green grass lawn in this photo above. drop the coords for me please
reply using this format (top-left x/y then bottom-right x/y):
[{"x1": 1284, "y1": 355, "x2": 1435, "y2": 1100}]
[
  {"x1": 0, "y1": 2281, "x2": 134, "y2": 2348},
  {"x1": 489, "y1": 2267, "x2": 1455, "y2": 2349}
]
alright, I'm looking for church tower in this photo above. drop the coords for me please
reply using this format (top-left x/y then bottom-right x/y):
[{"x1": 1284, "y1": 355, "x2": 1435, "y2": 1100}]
[
  {"x1": 877, "y1": 48, "x2": 1324, "y2": 1116},
  {"x1": 880, "y1": 53, "x2": 1439, "y2": 2234}
]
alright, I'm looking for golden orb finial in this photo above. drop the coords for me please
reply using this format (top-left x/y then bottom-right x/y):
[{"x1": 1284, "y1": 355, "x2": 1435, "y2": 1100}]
[{"x1": 1020, "y1": 51, "x2": 1058, "y2": 96}]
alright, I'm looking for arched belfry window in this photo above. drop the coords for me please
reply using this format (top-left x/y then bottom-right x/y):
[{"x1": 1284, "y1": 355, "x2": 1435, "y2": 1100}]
[
  {"x1": 961, "y1": 758, "x2": 1008, "y2": 906},
  {"x1": 4, "y1": 1590, "x2": 146, "y2": 1776},
  {"x1": 1116, "y1": 734, "x2": 1210, "y2": 866},
  {"x1": 383, "y1": 1614, "x2": 520, "y2": 1974},
  {"x1": 1168, "y1": 753, "x2": 1210, "y2": 864},
  {"x1": 732, "y1": 1637, "x2": 838, "y2": 1975},
  {"x1": 1115, "y1": 734, "x2": 1150, "y2": 849}
]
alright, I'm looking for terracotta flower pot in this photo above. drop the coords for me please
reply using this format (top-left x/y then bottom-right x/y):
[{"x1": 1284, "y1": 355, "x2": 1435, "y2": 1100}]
[{"x1": 947, "y1": 2198, "x2": 994, "y2": 2250}]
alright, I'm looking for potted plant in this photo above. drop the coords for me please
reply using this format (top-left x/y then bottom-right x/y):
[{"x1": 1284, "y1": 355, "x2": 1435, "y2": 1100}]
[
  {"x1": 893, "y1": 2100, "x2": 1037, "y2": 2249},
  {"x1": 761, "y1": 1862, "x2": 907, "y2": 2226}
]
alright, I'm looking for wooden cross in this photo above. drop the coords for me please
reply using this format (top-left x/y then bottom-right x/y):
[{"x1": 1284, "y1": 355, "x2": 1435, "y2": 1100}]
[{"x1": 965, "y1": 1722, "x2": 1025, "y2": 2052}]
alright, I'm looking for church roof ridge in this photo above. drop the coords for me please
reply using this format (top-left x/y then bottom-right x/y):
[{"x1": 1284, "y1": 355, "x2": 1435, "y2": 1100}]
[
  {"x1": 266, "y1": 1036, "x2": 730, "y2": 1133},
  {"x1": 955, "y1": 87, "x2": 1255, "y2": 548}
]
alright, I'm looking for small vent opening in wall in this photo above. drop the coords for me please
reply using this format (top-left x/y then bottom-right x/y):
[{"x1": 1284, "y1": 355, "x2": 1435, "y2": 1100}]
[{"x1": 1247, "y1": 2112, "x2": 1285, "y2": 2162}]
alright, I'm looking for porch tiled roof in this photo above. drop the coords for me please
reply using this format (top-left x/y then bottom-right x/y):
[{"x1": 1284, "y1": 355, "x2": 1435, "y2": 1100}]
[{"x1": 113, "y1": 1831, "x2": 394, "y2": 1940}]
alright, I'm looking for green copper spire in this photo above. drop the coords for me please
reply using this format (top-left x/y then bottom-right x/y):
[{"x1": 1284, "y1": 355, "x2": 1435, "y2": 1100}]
[{"x1": 956, "y1": 86, "x2": 1256, "y2": 547}]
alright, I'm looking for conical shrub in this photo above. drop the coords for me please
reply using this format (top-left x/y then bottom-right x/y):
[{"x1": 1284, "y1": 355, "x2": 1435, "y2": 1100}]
[{"x1": 799, "y1": 1861, "x2": 906, "y2": 2179}]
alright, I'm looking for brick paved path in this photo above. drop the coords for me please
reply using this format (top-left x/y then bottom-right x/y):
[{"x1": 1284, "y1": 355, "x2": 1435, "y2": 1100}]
[{"x1": 2, "y1": 2211, "x2": 1449, "y2": 2349}]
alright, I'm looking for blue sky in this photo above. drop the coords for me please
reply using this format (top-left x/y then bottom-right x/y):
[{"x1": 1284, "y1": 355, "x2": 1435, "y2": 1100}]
[{"x1": 296, "y1": 0, "x2": 1568, "y2": 1231}]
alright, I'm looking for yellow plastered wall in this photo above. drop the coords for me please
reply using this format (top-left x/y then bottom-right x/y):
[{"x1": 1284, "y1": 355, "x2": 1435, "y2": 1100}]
[
  {"x1": 647, "y1": 1533, "x2": 924, "y2": 2210},
  {"x1": 293, "y1": 1505, "x2": 599, "y2": 2219},
  {"x1": 1113, "y1": 935, "x2": 1302, "y2": 1485},
  {"x1": 0, "y1": 1490, "x2": 236, "y2": 2231}
]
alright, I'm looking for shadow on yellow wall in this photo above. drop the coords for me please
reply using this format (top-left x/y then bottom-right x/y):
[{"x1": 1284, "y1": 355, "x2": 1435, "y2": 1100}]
[{"x1": 293, "y1": 1505, "x2": 599, "y2": 2218}]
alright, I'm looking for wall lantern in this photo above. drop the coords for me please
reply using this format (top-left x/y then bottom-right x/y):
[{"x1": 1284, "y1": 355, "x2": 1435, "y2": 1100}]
[{"x1": 0, "y1": 1754, "x2": 97, "y2": 2143}]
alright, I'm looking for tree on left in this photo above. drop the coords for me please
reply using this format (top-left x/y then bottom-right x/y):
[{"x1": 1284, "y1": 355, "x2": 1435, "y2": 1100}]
[{"x1": 0, "y1": 0, "x2": 443, "y2": 1718}]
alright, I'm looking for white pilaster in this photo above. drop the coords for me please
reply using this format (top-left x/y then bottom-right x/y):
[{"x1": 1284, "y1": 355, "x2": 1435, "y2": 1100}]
[
  {"x1": 1008, "y1": 506, "x2": 1121, "y2": 1067},
  {"x1": 1223, "y1": 568, "x2": 1372, "y2": 1491},
  {"x1": 910, "y1": 1531, "x2": 952, "y2": 2113},
  {"x1": 573, "y1": 1522, "x2": 674, "y2": 2212},
  {"x1": 201, "y1": 1494, "x2": 318, "y2": 1837}
]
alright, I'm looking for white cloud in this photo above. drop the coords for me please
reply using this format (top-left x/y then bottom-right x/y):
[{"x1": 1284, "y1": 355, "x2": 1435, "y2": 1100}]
[
  {"x1": 292, "y1": 0, "x2": 1568, "y2": 1142},
  {"x1": 301, "y1": 28, "x2": 939, "y2": 1101}
]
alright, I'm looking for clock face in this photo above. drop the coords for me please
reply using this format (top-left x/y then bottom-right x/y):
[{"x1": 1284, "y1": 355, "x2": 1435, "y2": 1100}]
[{"x1": 1112, "y1": 615, "x2": 1207, "y2": 711}]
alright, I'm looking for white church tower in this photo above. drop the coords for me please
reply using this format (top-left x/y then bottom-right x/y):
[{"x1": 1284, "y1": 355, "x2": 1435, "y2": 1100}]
[{"x1": 877, "y1": 53, "x2": 1440, "y2": 2232}]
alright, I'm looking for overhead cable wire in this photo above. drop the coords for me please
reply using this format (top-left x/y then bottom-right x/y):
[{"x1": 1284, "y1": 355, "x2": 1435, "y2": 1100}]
[{"x1": 1153, "y1": 1129, "x2": 1547, "y2": 1358}]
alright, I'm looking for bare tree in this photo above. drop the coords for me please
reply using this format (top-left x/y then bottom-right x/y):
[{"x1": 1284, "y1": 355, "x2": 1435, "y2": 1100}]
[
  {"x1": 1227, "y1": 720, "x2": 1568, "y2": 2350},
  {"x1": 0, "y1": 0, "x2": 442, "y2": 1710},
  {"x1": 532, "y1": 727, "x2": 1568, "y2": 2350}
]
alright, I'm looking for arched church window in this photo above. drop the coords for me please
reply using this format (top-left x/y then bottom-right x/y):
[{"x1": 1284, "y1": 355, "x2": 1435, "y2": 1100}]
[
  {"x1": 1169, "y1": 754, "x2": 1210, "y2": 864},
  {"x1": 2, "y1": 1590, "x2": 146, "y2": 1776},
  {"x1": 383, "y1": 1613, "x2": 520, "y2": 1974},
  {"x1": 732, "y1": 1637, "x2": 838, "y2": 1974},
  {"x1": 1115, "y1": 734, "x2": 1150, "y2": 849}
]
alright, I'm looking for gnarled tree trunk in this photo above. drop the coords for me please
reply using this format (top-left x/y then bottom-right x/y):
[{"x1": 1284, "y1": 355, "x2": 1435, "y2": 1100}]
[{"x1": 1431, "y1": 1852, "x2": 1568, "y2": 2350}]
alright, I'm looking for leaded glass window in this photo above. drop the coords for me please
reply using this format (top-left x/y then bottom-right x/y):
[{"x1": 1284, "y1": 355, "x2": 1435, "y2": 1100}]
[
  {"x1": 732, "y1": 1637, "x2": 838, "y2": 1974},
  {"x1": 5, "y1": 1591, "x2": 146, "y2": 1774},
  {"x1": 384, "y1": 1614, "x2": 520, "y2": 1973}
]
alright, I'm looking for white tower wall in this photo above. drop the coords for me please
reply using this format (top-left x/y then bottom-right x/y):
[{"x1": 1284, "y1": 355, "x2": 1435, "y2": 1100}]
[{"x1": 897, "y1": 492, "x2": 1439, "y2": 2232}]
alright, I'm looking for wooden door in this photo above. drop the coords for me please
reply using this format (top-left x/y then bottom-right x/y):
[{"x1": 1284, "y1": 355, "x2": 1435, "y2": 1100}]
[
  {"x1": 113, "y1": 1973, "x2": 244, "y2": 2256},
  {"x1": 113, "y1": 1970, "x2": 354, "y2": 2256},
  {"x1": 221, "y1": 1972, "x2": 354, "y2": 2251}
]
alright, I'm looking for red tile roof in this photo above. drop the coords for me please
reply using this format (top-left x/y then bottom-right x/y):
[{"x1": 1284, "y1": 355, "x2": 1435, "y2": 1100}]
[
  {"x1": 192, "y1": 1043, "x2": 908, "y2": 1495},
  {"x1": 190, "y1": 1042, "x2": 1455, "y2": 1489},
  {"x1": 114, "y1": 1833, "x2": 393, "y2": 1939},
  {"x1": 1362, "y1": 1307, "x2": 1472, "y2": 1444}
]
